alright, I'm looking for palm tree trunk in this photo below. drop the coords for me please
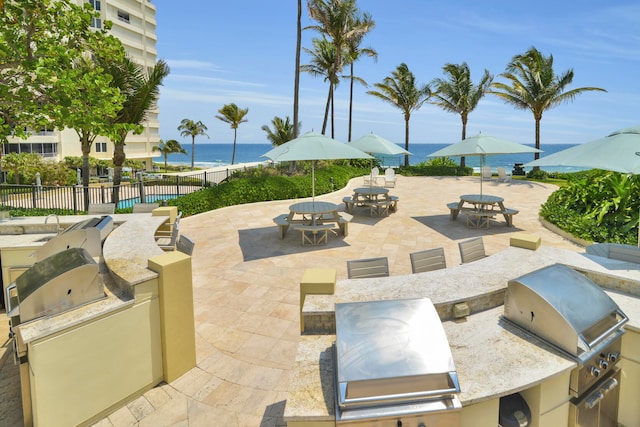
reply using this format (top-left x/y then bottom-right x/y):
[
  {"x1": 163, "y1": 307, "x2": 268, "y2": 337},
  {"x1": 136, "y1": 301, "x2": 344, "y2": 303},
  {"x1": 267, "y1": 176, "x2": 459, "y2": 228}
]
[
  {"x1": 191, "y1": 136, "x2": 195, "y2": 170},
  {"x1": 231, "y1": 129, "x2": 237, "y2": 165},
  {"x1": 322, "y1": 86, "x2": 331, "y2": 135},
  {"x1": 330, "y1": 84, "x2": 335, "y2": 139},
  {"x1": 533, "y1": 117, "x2": 541, "y2": 171},
  {"x1": 293, "y1": 0, "x2": 301, "y2": 138},
  {"x1": 460, "y1": 115, "x2": 468, "y2": 168},
  {"x1": 348, "y1": 62, "x2": 354, "y2": 142},
  {"x1": 404, "y1": 116, "x2": 410, "y2": 167}
]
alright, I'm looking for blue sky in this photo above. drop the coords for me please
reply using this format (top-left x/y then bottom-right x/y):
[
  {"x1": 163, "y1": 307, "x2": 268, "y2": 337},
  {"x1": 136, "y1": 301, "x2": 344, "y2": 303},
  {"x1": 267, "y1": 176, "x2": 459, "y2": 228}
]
[{"x1": 155, "y1": 1, "x2": 639, "y2": 146}]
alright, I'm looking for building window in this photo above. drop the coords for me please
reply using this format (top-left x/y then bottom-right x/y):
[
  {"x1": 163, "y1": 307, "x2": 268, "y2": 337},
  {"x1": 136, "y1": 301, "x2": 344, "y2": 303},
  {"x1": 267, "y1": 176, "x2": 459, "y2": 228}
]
[
  {"x1": 117, "y1": 10, "x2": 130, "y2": 23},
  {"x1": 88, "y1": 0, "x2": 101, "y2": 28},
  {"x1": 95, "y1": 142, "x2": 108, "y2": 153}
]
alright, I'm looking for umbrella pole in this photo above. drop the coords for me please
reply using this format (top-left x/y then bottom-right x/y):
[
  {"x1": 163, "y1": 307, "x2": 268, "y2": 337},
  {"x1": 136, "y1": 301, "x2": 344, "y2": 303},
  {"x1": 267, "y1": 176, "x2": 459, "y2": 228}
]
[
  {"x1": 312, "y1": 162, "x2": 315, "y2": 204},
  {"x1": 480, "y1": 156, "x2": 483, "y2": 197}
]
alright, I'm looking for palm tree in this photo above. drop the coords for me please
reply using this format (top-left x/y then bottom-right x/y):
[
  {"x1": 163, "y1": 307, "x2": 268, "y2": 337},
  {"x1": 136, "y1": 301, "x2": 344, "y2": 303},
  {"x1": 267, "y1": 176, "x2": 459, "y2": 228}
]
[
  {"x1": 345, "y1": 14, "x2": 377, "y2": 142},
  {"x1": 307, "y1": 0, "x2": 372, "y2": 138},
  {"x1": 261, "y1": 116, "x2": 300, "y2": 146},
  {"x1": 178, "y1": 119, "x2": 209, "y2": 170},
  {"x1": 301, "y1": 37, "x2": 339, "y2": 136},
  {"x1": 430, "y1": 62, "x2": 493, "y2": 167},
  {"x1": 490, "y1": 46, "x2": 606, "y2": 165},
  {"x1": 293, "y1": 0, "x2": 302, "y2": 139},
  {"x1": 100, "y1": 55, "x2": 170, "y2": 202},
  {"x1": 216, "y1": 103, "x2": 249, "y2": 165},
  {"x1": 152, "y1": 139, "x2": 187, "y2": 171},
  {"x1": 367, "y1": 63, "x2": 431, "y2": 166}
]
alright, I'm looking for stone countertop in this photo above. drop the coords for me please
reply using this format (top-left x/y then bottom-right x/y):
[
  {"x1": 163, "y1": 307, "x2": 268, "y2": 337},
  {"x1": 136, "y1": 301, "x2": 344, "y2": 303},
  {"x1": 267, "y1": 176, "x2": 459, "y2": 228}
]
[
  {"x1": 302, "y1": 245, "x2": 640, "y2": 328},
  {"x1": 102, "y1": 214, "x2": 167, "y2": 288}
]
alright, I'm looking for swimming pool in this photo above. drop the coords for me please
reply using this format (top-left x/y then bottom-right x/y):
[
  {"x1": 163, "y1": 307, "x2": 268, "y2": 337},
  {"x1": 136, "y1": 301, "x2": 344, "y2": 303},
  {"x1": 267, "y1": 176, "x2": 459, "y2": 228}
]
[{"x1": 118, "y1": 194, "x2": 179, "y2": 209}]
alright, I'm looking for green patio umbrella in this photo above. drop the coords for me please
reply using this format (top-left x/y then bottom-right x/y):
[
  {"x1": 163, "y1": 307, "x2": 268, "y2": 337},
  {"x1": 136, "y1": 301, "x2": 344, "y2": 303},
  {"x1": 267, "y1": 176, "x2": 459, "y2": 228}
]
[
  {"x1": 348, "y1": 133, "x2": 411, "y2": 186},
  {"x1": 428, "y1": 133, "x2": 541, "y2": 196},
  {"x1": 526, "y1": 125, "x2": 640, "y2": 244},
  {"x1": 261, "y1": 131, "x2": 372, "y2": 201}
]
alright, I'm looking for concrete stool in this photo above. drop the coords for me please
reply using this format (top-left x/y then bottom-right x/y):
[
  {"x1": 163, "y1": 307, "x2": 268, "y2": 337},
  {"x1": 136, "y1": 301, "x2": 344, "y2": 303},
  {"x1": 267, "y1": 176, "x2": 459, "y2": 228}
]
[
  {"x1": 510, "y1": 233, "x2": 541, "y2": 250},
  {"x1": 299, "y1": 268, "x2": 336, "y2": 332}
]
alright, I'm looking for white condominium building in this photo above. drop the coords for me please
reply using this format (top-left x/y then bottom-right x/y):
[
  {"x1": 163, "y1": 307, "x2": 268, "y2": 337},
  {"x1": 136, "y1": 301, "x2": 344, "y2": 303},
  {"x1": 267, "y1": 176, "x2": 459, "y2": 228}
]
[{"x1": 4, "y1": 0, "x2": 160, "y2": 170}]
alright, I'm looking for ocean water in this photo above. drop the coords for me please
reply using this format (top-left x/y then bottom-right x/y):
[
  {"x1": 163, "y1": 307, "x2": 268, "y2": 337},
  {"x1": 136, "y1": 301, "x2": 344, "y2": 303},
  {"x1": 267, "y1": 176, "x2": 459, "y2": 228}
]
[{"x1": 164, "y1": 143, "x2": 582, "y2": 173}]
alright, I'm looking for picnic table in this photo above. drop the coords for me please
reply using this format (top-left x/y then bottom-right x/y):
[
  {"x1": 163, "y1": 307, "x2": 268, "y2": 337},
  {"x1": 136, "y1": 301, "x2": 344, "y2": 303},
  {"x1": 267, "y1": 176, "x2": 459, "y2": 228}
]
[
  {"x1": 447, "y1": 194, "x2": 519, "y2": 228},
  {"x1": 273, "y1": 201, "x2": 352, "y2": 244},
  {"x1": 343, "y1": 187, "x2": 398, "y2": 217}
]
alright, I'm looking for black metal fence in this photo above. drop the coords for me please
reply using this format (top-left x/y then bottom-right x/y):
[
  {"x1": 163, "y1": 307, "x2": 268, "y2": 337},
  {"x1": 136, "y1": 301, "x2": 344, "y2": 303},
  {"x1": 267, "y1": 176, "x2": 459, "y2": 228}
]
[{"x1": 0, "y1": 169, "x2": 239, "y2": 214}]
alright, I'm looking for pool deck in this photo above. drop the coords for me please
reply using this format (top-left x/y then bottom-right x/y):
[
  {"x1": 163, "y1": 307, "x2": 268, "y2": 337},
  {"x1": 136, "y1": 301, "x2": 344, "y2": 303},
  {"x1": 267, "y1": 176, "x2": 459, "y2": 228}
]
[{"x1": 3, "y1": 175, "x2": 586, "y2": 426}]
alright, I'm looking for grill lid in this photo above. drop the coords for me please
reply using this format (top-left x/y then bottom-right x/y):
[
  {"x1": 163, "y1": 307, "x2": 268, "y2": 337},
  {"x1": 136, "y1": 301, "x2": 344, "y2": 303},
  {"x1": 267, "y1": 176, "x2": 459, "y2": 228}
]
[
  {"x1": 335, "y1": 298, "x2": 460, "y2": 410},
  {"x1": 8, "y1": 247, "x2": 104, "y2": 323},
  {"x1": 36, "y1": 215, "x2": 113, "y2": 260},
  {"x1": 504, "y1": 264, "x2": 627, "y2": 359}
]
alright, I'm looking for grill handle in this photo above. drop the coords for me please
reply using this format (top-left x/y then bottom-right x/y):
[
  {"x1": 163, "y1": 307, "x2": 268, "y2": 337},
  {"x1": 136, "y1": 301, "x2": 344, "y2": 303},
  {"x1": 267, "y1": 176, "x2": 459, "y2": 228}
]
[
  {"x1": 582, "y1": 309, "x2": 628, "y2": 350},
  {"x1": 5, "y1": 283, "x2": 18, "y2": 317}
]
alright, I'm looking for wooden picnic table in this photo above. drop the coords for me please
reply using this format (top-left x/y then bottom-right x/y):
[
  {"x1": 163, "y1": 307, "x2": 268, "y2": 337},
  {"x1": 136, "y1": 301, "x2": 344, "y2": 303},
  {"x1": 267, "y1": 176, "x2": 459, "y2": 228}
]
[{"x1": 448, "y1": 194, "x2": 518, "y2": 228}]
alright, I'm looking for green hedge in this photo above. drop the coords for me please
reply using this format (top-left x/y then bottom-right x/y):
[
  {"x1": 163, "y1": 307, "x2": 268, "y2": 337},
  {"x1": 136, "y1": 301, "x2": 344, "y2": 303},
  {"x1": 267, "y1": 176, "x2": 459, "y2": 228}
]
[{"x1": 167, "y1": 164, "x2": 369, "y2": 216}]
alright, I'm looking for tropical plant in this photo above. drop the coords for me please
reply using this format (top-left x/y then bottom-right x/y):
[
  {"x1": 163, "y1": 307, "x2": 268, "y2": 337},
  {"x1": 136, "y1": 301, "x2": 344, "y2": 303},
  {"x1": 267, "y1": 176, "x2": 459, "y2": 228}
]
[
  {"x1": 306, "y1": 0, "x2": 373, "y2": 137},
  {"x1": 100, "y1": 55, "x2": 170, "y2": 204},
  {"x1": 216, "y1": 103, "x2": 249, "y2": 165},
  {"x1": 367, "y1": 63, "x2": 431, "y2": 166},
  {"x1": 261, "y1": 116, "x2": 300, "y2": 146},
  {"x1": 490, "y1": 46, "x2": 606, "y2": 166},
  {"x1": 430, "y1": 63, "x2": 493, "y2": 167},
  {"x1": 178, "y1": 119, "x2": 209, "y2": 170},
  {"x1": 344, "y1": 13, "x2": 376, "y2": 141},
  {"x1": 301, "y1": 37, "x2": 340, "y2": 135},
  {"x1": 153, "y1": 139, "x2": 187, "y2": 171}
]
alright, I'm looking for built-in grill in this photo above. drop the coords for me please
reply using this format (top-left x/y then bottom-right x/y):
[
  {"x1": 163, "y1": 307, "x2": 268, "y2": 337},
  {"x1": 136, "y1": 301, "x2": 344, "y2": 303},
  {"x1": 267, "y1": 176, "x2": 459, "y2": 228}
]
[
  {"x1": 7, "y1": 247, "x2": 105, "y2": 326},
  {"x1": 503, "y1": 264, "x2": 628, "y2": 427},
  {"x1": 35, "y1": 215, "x2": 113, "y2": 260},
  {"x1": 334, "y1": 298, "x2": 461, "y2": 427}
]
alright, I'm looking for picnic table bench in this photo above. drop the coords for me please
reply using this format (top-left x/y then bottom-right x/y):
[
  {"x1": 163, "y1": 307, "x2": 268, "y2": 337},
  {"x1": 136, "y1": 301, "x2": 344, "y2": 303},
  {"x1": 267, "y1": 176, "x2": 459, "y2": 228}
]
[
  {"x1": 447, "y1": 197, "x2": 519, "y2": 228},
  {"x1": 295, "y1": 224, "x2": 334, "y2": 245}
]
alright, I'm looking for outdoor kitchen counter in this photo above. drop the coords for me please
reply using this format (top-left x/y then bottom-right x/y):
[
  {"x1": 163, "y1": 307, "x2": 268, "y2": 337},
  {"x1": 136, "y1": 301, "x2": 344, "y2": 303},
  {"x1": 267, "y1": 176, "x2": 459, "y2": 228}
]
[
  {"x1": 288, "y1": 245, "x2": 640, "y2": 423},
  {"x1": 3, "y1": 214, "x2": 169, "y2": 346},
  {"x1": 302, "y1": 245, "x2": 640, "y2": 330}
]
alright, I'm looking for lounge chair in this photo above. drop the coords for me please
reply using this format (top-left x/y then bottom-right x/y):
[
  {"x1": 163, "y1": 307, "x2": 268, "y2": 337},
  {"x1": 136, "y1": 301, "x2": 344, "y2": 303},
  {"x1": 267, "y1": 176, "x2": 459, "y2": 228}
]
[
  {"x1": 481, "y1": 166, "x2": 492, "y2": 181},
  {"x1": 497, "y1": 167, "x2": 512, "y2": 183},
  {"x1": 347, "y1": 257, "x2": 389, "y2": 279},
  {"x1": 458, "y1": 237, "x2": 487, "y2": 264},
  {"x1": 410, "y1": 248, "x2": 446, "y2": 273},
  {"x1": 363, "y1": 167, "x2": 382, "y2": 186},
  {"x1": 384, "y1": 168, "x2": 396, "y2": 188}
]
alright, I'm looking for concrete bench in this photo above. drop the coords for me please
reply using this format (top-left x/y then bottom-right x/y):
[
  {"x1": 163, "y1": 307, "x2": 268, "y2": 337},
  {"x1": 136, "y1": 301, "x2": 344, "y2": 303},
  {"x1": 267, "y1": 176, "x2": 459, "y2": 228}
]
[
  {"x1": 501, "y1": 208, "x2": 519, "y2": 227},
  {"x1": 273, "y1": 214, "x2": 290, "y2": 239},
  {"x1": 295, "y1": 224, "x2": 334, "y2": 245}
]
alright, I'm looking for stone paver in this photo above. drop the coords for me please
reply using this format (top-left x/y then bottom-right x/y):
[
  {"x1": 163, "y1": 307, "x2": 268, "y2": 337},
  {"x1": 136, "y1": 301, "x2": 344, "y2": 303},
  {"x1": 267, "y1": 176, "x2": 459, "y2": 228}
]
[{"x1": 2, "y1": 175, "x2": 584, "y2": 426}]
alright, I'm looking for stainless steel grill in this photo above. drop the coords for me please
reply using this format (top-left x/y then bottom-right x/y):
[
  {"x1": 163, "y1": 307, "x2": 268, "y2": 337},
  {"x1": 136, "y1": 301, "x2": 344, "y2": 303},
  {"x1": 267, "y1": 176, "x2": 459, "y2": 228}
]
[
  {"x1": 334, "y1": 298, "x2": 461, "y2": 427},
  {"x1": 35, "y1": 215, "x2": 113, "y2": 260},
  {"x1": 504, "y1": 264, "x2": 627, "y2": 427}
]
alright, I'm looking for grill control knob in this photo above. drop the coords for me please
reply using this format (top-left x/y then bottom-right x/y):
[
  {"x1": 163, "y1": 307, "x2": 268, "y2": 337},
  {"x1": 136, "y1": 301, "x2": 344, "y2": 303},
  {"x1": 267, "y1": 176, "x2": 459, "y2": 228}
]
[
  {"x1": 606, "y1": 352, "x2": 620, "y2": 363},
  {"x1": 589, "y1": 366, "x2": 601, "y2": 378},
  {"x1": 597, "y1": 359, "x2": 609, "y2": 370}
]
